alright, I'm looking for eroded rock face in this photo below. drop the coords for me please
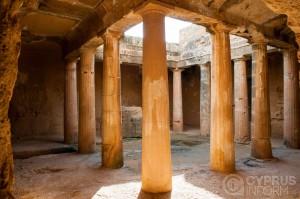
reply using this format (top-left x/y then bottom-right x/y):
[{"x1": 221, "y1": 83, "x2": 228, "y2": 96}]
[
  {"x1": 260, "y1": 0, "x2": 300, "y2": 61},
  {"x1": 0, "y1": 1, "x2": 23, "y2": 198}
]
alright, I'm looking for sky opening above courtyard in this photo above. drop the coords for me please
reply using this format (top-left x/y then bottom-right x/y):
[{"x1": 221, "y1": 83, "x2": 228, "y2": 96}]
[{"x1": 124, "y1": 17, "x2": 192, "y2": 43}]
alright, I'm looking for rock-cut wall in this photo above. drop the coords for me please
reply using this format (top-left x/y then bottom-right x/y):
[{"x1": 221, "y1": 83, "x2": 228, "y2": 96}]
[{"x1": 0, "y1": 1, "x2": 23, "y2": 198}]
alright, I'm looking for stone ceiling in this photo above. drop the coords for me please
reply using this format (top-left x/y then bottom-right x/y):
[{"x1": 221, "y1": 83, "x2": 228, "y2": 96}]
[{"x1": 19, "y1": 0, "x2": 300, "y2": 60}]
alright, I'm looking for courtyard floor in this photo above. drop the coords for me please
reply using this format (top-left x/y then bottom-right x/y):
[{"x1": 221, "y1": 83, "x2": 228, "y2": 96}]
[{"x1": 13, "y1": 128, "x2": 300, "y2": 199}]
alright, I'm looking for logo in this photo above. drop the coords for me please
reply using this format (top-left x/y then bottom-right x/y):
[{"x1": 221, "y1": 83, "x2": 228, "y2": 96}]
[
  {"x1": 223, "y1": 174, "x2": 244, "y2": 196},
  {"x1": 222, "y1": 174, "x2": 297, "y2": 197}
]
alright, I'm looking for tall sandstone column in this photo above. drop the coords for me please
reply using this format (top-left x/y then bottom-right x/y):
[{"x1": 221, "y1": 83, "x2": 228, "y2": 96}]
[
  {"x1": 283, "y1": 49, "x2": 300, "y2": 149},
  {"x1": 251, "y1": 42, "x2": 272, "y2": 159},
  {"x1": 141, "y1": 9, "x2": 172, "y2": 193},
  {"x1": 64, "y1": 59, "x2": 79, "y2": 144},
  {"x1": 209, "y1": 23, "x2": 235, "y2": 173},
  {"x1": 199, "y1": 63, "x2": 211, "y2": 136},
  {"x1": 234, "y1": 58, "x2": 250, "y2": 143},
  {"x1": 172, "y1": 68, "x2": 183, "y2": 132},
  {"x1": 79, "y1": 48, "x2": 96, "y2": 153},
  {"x1": 101, "y1": 30, "x2": 124, "y2": 168}
]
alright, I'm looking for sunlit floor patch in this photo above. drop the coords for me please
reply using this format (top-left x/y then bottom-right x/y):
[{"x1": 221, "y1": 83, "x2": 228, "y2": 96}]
[{"x1": 92, "y1": 174, "x2": 223, "y2": 199}]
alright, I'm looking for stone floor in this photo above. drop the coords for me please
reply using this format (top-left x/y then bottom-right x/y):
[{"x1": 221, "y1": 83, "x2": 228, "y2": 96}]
[{"x1": 13, "y1": 129, "x2": 300, "y2": 199}]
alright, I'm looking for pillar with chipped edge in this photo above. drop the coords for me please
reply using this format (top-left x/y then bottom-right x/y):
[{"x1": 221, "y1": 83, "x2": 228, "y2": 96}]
[
  {"x1": 233, "y1": 57, "x2": 250, "y2": 143},
  {"x1": 78, "y1": 47, "x2": 96, "y2": 154},
  {"x1": 101, "y1": 30, "x2": 124, "y2": 168},
  {"x1": 251, "y1": 41, "x2": 272, "y2": 159},
  {"x1": 208, "y1": 23, "x2": 235, "y2": 173},
  {"x1": 141, "y1": 9, "x2": 172, "y2": 193},
  {"x1": 64, "y1": 58, "x2": 79, "y2": 144}
]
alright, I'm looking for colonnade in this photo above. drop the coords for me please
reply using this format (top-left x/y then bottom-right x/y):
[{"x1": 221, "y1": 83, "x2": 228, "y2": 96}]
[{"x1": 63, "y1": 8, "x2": 300, "y2": 193}]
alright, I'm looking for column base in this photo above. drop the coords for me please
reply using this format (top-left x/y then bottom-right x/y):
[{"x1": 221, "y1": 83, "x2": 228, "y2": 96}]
[
  {"x1": 210, "y1": 165, "x2": 236, "y2": 173},
  {"x1": 78, "y1": 146, "x2": 96, "y2": 154},
  {"x1": 251, "y1": 138, "x2": 272, "y2": 159},
  {"x1": 234, "y1": 136, "x2": 251, "y2": 145},
  {"x1": 283, "y1": 138, "x2": 300, "y2": 149},
  {"x1": 101, "y1": 150, "x2": 124, "y2": 169},
  {"x1": 138, "y1": 189, "x2": 172, "y2": 198},
  {"x1": 173, "y1": 123, "x2": 183, "y2": 132}
]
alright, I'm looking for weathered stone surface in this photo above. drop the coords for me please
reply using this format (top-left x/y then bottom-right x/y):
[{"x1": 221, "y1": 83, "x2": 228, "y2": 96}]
[
  {"x1": 121, "y1": 106, "x2": 142, "y2": 138},
  {"x1": 0, "y1": 1, "x2": 23, "y2": 198}
]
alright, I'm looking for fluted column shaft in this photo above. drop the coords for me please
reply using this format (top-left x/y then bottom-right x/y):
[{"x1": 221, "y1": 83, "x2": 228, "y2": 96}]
[
  {"x1": 283, "y1": 49, "x2": 300, "y2": 149},
  {"x1": 251, "y1": 42, "x2": 272, "y2": 159},
  {"x1": 234, "y1": 58, "x2": 250, "y2": 143},
  {"x1": 79, "y1": 48, "x2": 96, "y2": 153},
  {"x1": 199, "y1": 63, "x2": 211, "y2": 136},
  {"x1": 64, "y1": 59, "x2": 79, "y2": 144},
  {"x1": 209, "y1": 24, "x2": 235, "y2": 173},
  {"x1": 141, "y1": 10, "x2": 172, "y2": 193},
  {"x1": 101, "y1": 30, "x2": 124, "y2": 168},
  {"x1": 172, "y1": 68, "x2": 183, "y2": 132}
]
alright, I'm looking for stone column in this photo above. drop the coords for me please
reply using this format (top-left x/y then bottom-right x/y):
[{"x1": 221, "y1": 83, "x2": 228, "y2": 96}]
[
  {"x1": 78, "y1": 48, "x2": 96, "y2": 153},
  {"x1": 141, "y1": 9, "x2": 172, "y2": 193},
  {"x1": 199, "y1": 63, "x2": 211, "y2": 136},
  {"x1": 233, "y1": 57, "x2": 250, "y2": 143},
  {"x1": 251, "y1": 42, "x2": 272, "y2": 159},
  {"x1": 172, "y1": 68, "x2": 183, "y2": 132},
  {"x1": 64, "y1": 59, "x2": 79, "y2": 144},
  {"x1": 101, "y1": 30, "x2": 124, "y2": 168},
  {"x1": 283, "y1": 49, "x2": 300, "y2": 149},
  {"x1": 209, "y1": 23, "x2": 235, "y2": 173}
]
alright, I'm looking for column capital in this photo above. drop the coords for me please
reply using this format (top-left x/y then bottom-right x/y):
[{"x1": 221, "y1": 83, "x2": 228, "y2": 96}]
[
  {"x1": 233, "y1": 56, "x2": 249, "y2": 62},
  {"x1": 207, "y1": 22, "x2": 234, "y2": 34},
  {"x1": 282, "y1": 48, "x2": 298, "y2": 56},
  {"x1": 80, "y1": 36, "x2": 103, "y2": 52},
  {"x1": 134, "y1": 0, "x2": 174, "y2": 16},
  {"x1": 198, "y1": 62, "x2": 211, "y2": 68},
  {"x1": 100, "y1": 29, "x2": 123, "y2": 40},
  {"x1": 172, "y1": 67, "x2": 184, "y2": 72},
  {"x1": 79, "y1": 46, "x2": 97, "y2": 54},
  {"x1": 65, "y1": 57, "x2": 78, "y2": 63}
]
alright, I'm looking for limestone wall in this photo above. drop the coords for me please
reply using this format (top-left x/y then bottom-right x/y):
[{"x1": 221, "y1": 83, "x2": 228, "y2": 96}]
[
  {"x1": 10, "y1": 41, "x2": 65, "y2": 137},
  {"x1": 268, "y1": 52, "x2": 284, "y2": 137},
  {"x1": 10, "y1": 46, "x2": 143, "y2": 138}
]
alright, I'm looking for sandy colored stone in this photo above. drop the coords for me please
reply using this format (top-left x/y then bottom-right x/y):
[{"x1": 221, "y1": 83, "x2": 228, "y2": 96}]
[
  {"x1": 283, "y1": 49, "x2": 300, "y2": 149},
  {"x1": 172, "y1": 68, "x2": 183, "y2": 132},
  {"x1": 199, "y1": 63, "x2": 211, "y2": 136},
  {"x1": 141, "y1": 9, "x2": 172, "y2": 193},
  {"x1": 0, "y1": 1, "x2": 23, "y2": 198},
  {"x1": 101, "y1": 30, "x2": 123, "y2": 169},
  {"x1": 234, "y1": 57, "x2": 250, "y2": 143},
  {"x1": 64, "y1": 59, "x2": 78, "y2": 144},
  {"x1": 78, "y1": 48, "x2": 96, "y2": 154},
  {"x1": 209, "y1": 23, "x2": 235, "y2": 173},
  {"x1": 251, "y1": 42, "x2": 272, "y2": 159}
]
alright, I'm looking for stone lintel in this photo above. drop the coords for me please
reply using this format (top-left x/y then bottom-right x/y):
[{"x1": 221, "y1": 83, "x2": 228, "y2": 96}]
[
  {"x1": 134, "y1": 0, "x2": 175, "y2": 16},
  {"x1": 207, "y1": 22, "x2": 235, "y2": 34},
  {"x1": 233, "y1": 56, "x2": 250, "y2": 62},
  {"x1": 100, "y1": 29, "x2": 123, "y2": 40},
  {"x1": 80, "y1": 36, "x2": 103, "y2": 52},
  {"x1": 65, "y1": 49, "x2": 80, "y2": 61}
]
